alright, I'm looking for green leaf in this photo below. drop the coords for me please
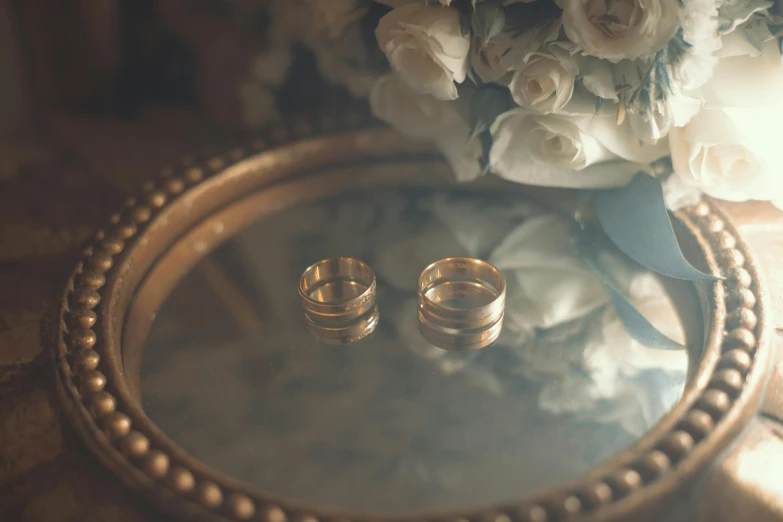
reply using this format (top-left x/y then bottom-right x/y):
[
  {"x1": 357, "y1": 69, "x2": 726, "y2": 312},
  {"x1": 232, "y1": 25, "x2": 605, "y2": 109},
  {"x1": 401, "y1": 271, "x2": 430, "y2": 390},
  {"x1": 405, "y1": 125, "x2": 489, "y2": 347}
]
[
  {"x1": 471, "y1": 2, "x2": 505, "y2": 44},
  {"x1": 594, "y1": 96, "x2": 606, "y2": 113},
  {"x1": 593, "y1": 173, "x2": 720, "y2": 281},
  {"x1": 468, "y1": 85, "x2": 512, "y2": 138},
  {"x1": 474, "y1": 132, "x2": 493, "y2": 176},
  {"x1": 575, "y1": 227, "x2": 683, "y2": 350},
  {"x1": 459, "y1": 11, "x2": 472, "y2": 37}
]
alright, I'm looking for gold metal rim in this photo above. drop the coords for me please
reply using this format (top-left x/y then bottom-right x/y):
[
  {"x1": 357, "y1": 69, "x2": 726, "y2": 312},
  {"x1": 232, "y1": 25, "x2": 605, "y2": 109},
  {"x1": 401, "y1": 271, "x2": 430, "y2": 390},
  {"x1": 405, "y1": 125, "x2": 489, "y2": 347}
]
[{"x1": 51, "y1": 111, "x2": 772, "y2": 522}]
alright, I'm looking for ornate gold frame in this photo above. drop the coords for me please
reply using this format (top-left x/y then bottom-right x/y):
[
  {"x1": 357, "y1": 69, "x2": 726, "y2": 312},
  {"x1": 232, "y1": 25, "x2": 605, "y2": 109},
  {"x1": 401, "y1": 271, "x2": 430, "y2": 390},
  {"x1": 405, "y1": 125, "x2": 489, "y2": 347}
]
[{"x1": 52, "y1": 113, "x2": 771, "y2": 522}]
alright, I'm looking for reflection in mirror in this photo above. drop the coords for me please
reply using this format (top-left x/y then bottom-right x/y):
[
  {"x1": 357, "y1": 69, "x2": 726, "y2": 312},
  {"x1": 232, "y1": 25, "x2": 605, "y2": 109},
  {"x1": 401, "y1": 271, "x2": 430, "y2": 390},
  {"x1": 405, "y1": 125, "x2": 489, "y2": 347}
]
[{"x1": 140, "y1": 187, "x2": 688, "y2": 514}]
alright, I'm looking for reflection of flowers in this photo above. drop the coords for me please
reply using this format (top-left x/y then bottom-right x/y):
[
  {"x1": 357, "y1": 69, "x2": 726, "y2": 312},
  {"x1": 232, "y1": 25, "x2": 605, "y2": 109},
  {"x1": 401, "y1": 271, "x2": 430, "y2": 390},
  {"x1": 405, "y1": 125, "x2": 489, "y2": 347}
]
[
  {"x1": 375, "y1": 193, "x2": 541, "y2": 292},
  {"x1": 370, "y1": 74, "x2": 483, "y2": 181},
  {"x1": 490, "y1": 215, "x2": 608, "y2": 334},
  {"x1": 522, "y1": 271, "x2": 686, "y2": 436},
  {"x1": 376, "y1": 200, "x2": 686, "y2": 435}
]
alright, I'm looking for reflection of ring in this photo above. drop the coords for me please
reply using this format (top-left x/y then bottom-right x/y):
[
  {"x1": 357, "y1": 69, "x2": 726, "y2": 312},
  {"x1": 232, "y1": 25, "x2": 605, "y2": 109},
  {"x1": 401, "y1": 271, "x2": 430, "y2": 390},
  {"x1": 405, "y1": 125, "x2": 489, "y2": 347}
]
[
  {"x1": 298, "y1": 258, "x2": 378, "y2": 343},
  {"x1": 417, "y1": 257, "x2": 505, "y2": 351},
  {"x1": 303, "y1": 308, "x2": 380, "y2": 344}
]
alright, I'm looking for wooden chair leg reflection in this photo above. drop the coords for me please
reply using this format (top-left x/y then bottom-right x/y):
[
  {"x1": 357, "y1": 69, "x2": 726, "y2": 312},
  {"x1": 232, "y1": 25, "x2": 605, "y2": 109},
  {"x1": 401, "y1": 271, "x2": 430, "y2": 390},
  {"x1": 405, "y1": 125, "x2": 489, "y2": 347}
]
[{"x1": 197, "y1": 256, "x2": 265, "y2": 338}]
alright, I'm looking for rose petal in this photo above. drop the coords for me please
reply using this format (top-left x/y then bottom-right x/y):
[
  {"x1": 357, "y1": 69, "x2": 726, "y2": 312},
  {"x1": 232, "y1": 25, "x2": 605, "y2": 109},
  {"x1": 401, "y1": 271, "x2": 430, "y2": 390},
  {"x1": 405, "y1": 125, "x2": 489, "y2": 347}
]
[
  {"x1": 489, "y1": 108, "x2": 641, "y2": 188},
  {"x1": 376, "y1": 4, "x2": 469, "y2": 100},
  {"x1": 704, "y1": 39, "x2": 783, "y2": 108}
]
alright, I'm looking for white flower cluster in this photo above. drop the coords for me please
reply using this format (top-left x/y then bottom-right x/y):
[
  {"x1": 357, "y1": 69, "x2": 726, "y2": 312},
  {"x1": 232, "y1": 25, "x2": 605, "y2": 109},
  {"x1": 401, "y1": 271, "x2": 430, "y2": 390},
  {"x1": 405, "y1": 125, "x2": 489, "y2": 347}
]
[
  {"x1": 304, "y1": 0, "x2": 783, "y2": 207},
  {"x1": 375, "y1": 197, "x2": 686, "y2": 429}
]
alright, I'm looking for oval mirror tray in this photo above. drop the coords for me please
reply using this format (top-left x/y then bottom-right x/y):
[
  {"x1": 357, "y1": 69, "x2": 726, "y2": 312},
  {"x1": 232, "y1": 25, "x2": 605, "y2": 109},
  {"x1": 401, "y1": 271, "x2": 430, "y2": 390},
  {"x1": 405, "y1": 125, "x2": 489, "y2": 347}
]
[{"x1": 53, "y1": 114, "x2": 771, "y2": 522}]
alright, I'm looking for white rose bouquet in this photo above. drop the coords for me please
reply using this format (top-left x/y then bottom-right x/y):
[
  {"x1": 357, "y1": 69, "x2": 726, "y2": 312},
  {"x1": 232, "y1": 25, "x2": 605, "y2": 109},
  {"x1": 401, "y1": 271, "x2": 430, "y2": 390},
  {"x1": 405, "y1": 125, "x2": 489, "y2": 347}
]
[
  {"x1": 294, "y1": 0, "x2": 783, "y2": 292},
  {"x1": 298, "y1": 0, "x2": 782, "y2": 200}
]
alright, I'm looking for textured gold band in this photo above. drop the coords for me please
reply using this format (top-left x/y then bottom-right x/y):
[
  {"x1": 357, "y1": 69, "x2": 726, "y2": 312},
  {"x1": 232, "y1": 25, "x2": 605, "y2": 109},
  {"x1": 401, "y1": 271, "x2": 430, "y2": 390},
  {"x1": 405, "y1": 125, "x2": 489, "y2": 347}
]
[
  {"x1": 303, "y1": 307, "x2": 380, "y2": 345},
  {"x1": 298, "y1": 257, "x2": 379, "y2": 341}
]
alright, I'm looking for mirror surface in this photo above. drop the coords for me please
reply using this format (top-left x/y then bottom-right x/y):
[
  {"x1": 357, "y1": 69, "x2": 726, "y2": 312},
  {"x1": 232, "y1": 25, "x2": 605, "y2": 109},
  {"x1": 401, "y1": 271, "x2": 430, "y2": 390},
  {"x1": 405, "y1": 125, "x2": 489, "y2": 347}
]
[{"x1": 140, "y1": 185, "x2": 689, "y2": 513}]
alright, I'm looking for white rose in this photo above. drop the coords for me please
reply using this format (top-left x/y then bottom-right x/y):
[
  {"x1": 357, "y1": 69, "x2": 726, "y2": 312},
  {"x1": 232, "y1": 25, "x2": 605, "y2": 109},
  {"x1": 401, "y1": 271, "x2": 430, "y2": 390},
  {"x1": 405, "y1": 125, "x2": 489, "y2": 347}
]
[
  {"x1": 670, "y1": 39, "x2": 783, "y2": 202},
  {"x1": 306, "y1": 0, "x2": 367, "y2": 40},
  {"x1": 370, "y1": 74, "x2": 482, "y2": 181},
  {"x1": 509, "y1": 47, "x2": 576, "y2": 113},
  {"x1": 375, "y1": 4, "x2": 470, "y2": 100},
  {"x1": 490, "y1": 215, "x2": 609, "y2": 332},
  {"x1": 556, "y1": 0, "x2": 681, "y2": 62},
  {"x1": 489, "y1": 101, "x2": 668, "y2": 188}
]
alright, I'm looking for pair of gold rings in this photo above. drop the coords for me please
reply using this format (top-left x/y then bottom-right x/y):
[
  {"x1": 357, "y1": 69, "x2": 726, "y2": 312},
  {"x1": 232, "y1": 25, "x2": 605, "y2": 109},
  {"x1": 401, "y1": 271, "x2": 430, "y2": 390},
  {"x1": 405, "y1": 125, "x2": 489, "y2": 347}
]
[{"x1": 298, "y1": 257, "x2": 506, "y2": 350}]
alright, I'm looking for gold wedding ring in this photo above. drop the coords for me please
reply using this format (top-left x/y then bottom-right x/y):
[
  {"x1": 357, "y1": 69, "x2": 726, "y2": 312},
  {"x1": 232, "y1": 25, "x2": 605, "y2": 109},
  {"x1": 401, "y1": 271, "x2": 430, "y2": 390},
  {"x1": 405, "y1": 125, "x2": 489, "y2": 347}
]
[
  {"x1": 418, "y1": 257, "x2": 505, "y2": 351},
  {"x1": 298, "y1": 257, "x2": 379, "y2": 344}
]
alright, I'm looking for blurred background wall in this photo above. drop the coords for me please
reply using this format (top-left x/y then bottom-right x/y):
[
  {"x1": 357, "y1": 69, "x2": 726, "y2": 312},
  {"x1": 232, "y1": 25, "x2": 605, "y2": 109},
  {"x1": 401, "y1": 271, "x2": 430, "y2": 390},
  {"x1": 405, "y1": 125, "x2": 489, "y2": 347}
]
[
  {"x1": 0, "y1": 0, "x2": 369, "y2": 182},
  {"x1": 0, "y1": 0, "x2": 354, "y2": 138}
]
